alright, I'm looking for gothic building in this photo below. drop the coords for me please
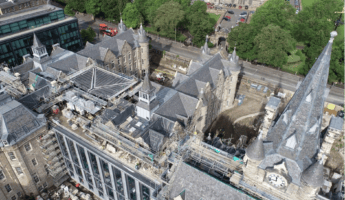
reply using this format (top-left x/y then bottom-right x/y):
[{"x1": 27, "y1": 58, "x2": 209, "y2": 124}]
[
  {"x1": 77, "y1": 22, "x2": 150, "y2": 79},
  {"x1": 240, "y1": 31, "x2": 342, "y2": 200}
]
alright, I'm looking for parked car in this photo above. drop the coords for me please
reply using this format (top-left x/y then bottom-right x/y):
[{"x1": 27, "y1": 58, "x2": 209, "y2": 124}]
[
  {"x1": 228, "y1": 3, "x2": 232, "y2": 7},
  {"x1": 233, "y1": 4, "x2": 236, "y2": 7},
  {"x1": 206, "y1": 2, "x2": 211, "y2": 5},
  {"x1": 239, "y1": 12, "x2": 247, "y2": 17},
  {"x1": 223, "y1": 17, "x2": 230, "y2": 21},
  {"x1": 239, "y1": 6, "x2": 242, "y2": 9},
  {"x1": 226, "y1": 16, "x2": 231, "y2": 19},
  {"x1": 250, "y1": 11, "x2": 255, "y2": 14},
  {"x1": 245, "y1": 5, "x2": 249, "y2": 9},
  {"x1": 241, "y1": 11, "x2": 248, "y2": 15},
  {"x1": 227, "y1": 10, "x2": 234, "y2": 14}
]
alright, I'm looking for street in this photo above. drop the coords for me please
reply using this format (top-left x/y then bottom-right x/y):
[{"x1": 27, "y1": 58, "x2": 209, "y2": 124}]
[{"x1": 76, "y1": 14, "x2": 344, "y2": 106}]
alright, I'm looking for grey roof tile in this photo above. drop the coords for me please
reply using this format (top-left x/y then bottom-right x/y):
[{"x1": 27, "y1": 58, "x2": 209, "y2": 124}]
[
  {"x1": 246, "y1": 134, "x2": 265, "y2": 161},
  {"x1": 329, "y1": 116, "x2": 343, "y2": 131},
  {"x1": 301, "y1": 159, "x2": 324, "y2": 188},
  {"x1": 166, "y1": 162, "x2": 253, "y2": 200}
]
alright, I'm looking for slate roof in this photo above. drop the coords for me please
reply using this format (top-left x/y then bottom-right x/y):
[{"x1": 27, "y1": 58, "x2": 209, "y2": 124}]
[
  {"x1": 19, "y1": 85, "x2": 51, "y2": 109},
  {"x1": 141, "y1": 72, "x2": 154, "y2": 93},
  {"x1": 0, "y1": 93, "x2": 12, "y2": 106},
  {"x1": 77, "y1": 29, "x2": 139, "y2": 61},
  {"x1": 0, "y1": 100, "x2": 45, "y2": 146},
  {"x1": 301, "y1": 159, "x2": 324, "y2": 188},
  {"x1": 28, "y1": 71, "x2": 49, "y2": 90},
  {"x1": 71, "y1": 67, "x2": 136, "y2": 99},
  {"x1": 262, "y1": 32, "x2": 337, "y2": 184},
  {"x1": 47, "y1": 54, "x2": 88, "y2": 75},
  {"x1": 266, "y1": 96, "x2": 281, "y2": 110},
  {"x1": 166, "y1": 162, "x2": 253, "y2": 200},
  {"x1": 154, "y1": 92, "x2": 198, "y2": 125},
  {"x1": 329, "y1": 116, "x2": 343, "y2": 131},
  {"x1": 32, "y1": 33, "x2": 43, "y2": 48}
]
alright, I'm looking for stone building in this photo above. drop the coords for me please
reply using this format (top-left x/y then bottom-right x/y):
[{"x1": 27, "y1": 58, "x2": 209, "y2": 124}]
[
  {"x1": 0, "y1": 0, "x2": 47, "y2": 15},
  {"x1": 174, "y1": 39, "x2": 240, "y2": 133},
  {"x1": 0, "y1": 95, "x2": 55, "y2": 200},
  {"x1": 77, "y1": 22, "x2": 150, "y2": 79},
  {"x1": 240, "y1": 31, "x2": 344, "y2": 200},
  {"x1": 203, "y1": 0, "x2": 267, "y2": 8}
]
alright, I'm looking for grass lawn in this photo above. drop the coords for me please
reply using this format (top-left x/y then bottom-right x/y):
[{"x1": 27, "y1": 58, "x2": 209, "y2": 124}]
[
  {"x1": 144, "y1": 26, "x2": 187, "y2": 42},
  {"x1": 208, "y1": 13, "x2": 221, "y2": 25},
  {"x1": 282, "y1": 50, "x2": 304, "y2": 74}
]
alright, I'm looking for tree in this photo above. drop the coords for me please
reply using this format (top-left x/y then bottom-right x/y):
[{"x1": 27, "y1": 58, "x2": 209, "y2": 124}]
[
  {"x1": 85, "y1": 0, "x2": 102, "y2": 18},
  {"x1": 227, "y1": 23, "x2": 259, "y2": 61},
  {"x1": 187, "y1": 12, "x2": 213, "y2": 47},
  {"x1": 101, "y1": 0, "x2": 119, "y2": 21},
  {"x1": 329, "y1": 39, "x2": 344, "y2": 83},
  {"x1": 254, "y1": 24, "x2": 296, "y2": 68},
  {"x1": 154, "y1": 1, "x2": 185, "y2": 34},
  {"x1": 81, "y1": 27, "x2": 96, "y2": 44},
  {"x1": 64, "y1": 4, "x2": 75, "y2": 16},
  {"x1": 250, "y1": 0, "x2": 295, "y2": 32},
  {"x1": 67, "y1": 0, "x2": 86, "y2": 13},
  {"x1": 122, "y1": 3, "x2": 143, "y2": 28}
]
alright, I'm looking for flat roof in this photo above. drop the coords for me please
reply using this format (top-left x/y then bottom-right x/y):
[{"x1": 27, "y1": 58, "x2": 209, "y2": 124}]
[
  {"x1": 0, "y1": 17, "x2": 76, "y2": 43},
  {"x1": 0, "y1": 5, "x2": 62, "y2": 26}
]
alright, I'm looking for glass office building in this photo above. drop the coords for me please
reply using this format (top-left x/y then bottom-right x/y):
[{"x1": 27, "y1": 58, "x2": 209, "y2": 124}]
[
  {"x1": 54, "y1": 127, "x2": 157, "y2": 200},
  {"x1": 0, "y1": 10, "x2": 83, "y2": 66}
]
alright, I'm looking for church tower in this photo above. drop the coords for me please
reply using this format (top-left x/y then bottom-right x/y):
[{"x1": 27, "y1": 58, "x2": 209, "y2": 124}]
[
  {"x1": 136, "y1": 72, "x2": 159, "y2": 120},
  {"x1": 241, "y1": 31, "x2": 338, "y2": 200},
  {"x1": 138, "y1": 24, "x2": 149, "y2": 77}
]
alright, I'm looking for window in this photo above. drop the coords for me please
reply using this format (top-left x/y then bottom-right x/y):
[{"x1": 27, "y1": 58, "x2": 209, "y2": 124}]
[
  {"x1": 43, "y1": 182, "x2": 48, "y2": 188},
  {"x1": 0, "y1": 170, "x2": 5, "y2": 180},
  {"x1": 11, "y1": 196, "x2": 16, "y2": 200},
  {"x1": 77, "y1": 145, "x2": 89, "y2": 172},
  {"x1": 100, "y1": 159, "x2": 112, "y2": 187},
  {"x1": 228, "y1": 89, "x2": 231, "y2": 94},
  {"x1": 24, "y1": 143, "x2": 31, "y2": 151},
  {"x1": 15, "y1": 167, "x2": 23, "y2": 175},
  {"x1": 8, "y1": 152, "x2": 16, "y2": 160},
  {"x1": 32, "y1": 158, "x2": 38, "y2": 166},
  {"x1": 5, "y1": 184, "x2": 12, "y2": 193},
  {"x1": 128, "y1": 52, "x2": 131, "y2": 60},
  {"x1": 112, "y1": 167, "x2": 124, "y2": 195},
  {"x1": 19, "y1": 4, "x2": 22, "y2": 9},
  {"x1": 36, "y1": 0, "x2": 39, "y2": 5},
  {"x1": 126, "y1": 175, "x2": 136, "y2": 200},
  {"x1": 141, "y1": 48, "x2": 143, "y2": 53},
  {"x1": 141, "y1": 184, "x2": 150, "y2": 200},
  {"x1": 89, "y1": 184, "x2": 93, "y2": 190},
  {"x1": 124, "y1": 56, "x2": 126, "y2": 63},
  {"x1": 32, "y1": 174, "x2": 40, "y2": 183}
]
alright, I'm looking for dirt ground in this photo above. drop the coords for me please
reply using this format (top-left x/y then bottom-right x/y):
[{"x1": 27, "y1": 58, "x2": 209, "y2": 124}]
[{"x1": 326, "y1": 137, "x2": 345, "y2": 175}]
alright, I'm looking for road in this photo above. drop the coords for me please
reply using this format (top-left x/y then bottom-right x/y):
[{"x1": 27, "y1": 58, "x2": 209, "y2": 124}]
[
  {"x1": 76, "y1": 14, "x2": 344, "y2": 106},
  {"x1": 149, "y1": 41, "x2": 344, "y2": 106}
]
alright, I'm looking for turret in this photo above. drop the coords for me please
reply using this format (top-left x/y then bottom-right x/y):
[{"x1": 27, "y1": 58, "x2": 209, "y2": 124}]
[
  {"x1": 118, "y1": 18, "x2": 127, "y2": 33},
  {"x1": 301, "y1": 156, "x2": 324, "y2": 188},
  {"x1": 201, "y1": 35, "x2": 210, "y2": 55},
  {"x1": 138, "y1": 23, "x2": 149, "y2": 75},
  {"x1": 246, "y1": 132, "x2": 265, "y2": 161}
]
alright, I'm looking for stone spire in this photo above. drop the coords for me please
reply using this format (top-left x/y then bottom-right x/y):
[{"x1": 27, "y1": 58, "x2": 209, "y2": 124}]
[
  {"x1": 265, "y1": 32, "x2": 337, "y2": 167},
  {"x1": 301, "y1": 155, "x2": 324, "y2": 188},
  {"x1": 32, "y1": 33, "x2": 43, "y2": 48},
  {"x1": 201, "y1": 35, "x2": 210, "y2": 55},
  {"x1": 118, "y1": 18, "x2": 127, "y2": 33},
  {"x1": 138, "y1": 23, "x2": 148, "y2": 43},
  {"x1": 246, "y1": 132, "x2": 265, "y2": 161},
  {"x1": 230, "y1": 47, "x2": 237, "y2": 62},
  {"x1": 141, "y1": 71, "x2": 154, "y2": 93}
]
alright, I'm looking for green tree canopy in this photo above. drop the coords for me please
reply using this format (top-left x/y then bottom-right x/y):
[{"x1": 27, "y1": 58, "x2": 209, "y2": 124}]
[
  {"x1": 122, "y1": 3, "x2": 143, "y2": 28},
  {"x1": 67, "y1": 0, "x2": 86, "y2": 13},
  {"x1": 85, "y1": 0, "x2": 102, "y2": 17},
  {"x1": 251, "y1": 0, "x2": 295, "y2": 32},
  {"x1": 64, "y1": 4, "x2": 75, "y2": 16},
  {"x1": 147, "y1": 0, "x2": 170, "y2": 24},
  {"x1": 187, "y1": 12, "x2": 213, "y2": 47},
  {"x1": 81, "y1": 27, "x2": 96, "y2": 44},
  {"x1": 154, "y1": 1, "x2": 185, "y2": 33},
  {"x1": 227, "y1": 23, "x2": 260, "y2": 61},
  {"x1": 254, "y1": 24, "x2": 296, "y2": 68}
]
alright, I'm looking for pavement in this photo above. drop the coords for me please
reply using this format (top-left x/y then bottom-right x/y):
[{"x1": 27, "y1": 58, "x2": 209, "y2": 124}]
[{"x1": 219, "y1": 8, "x2": 248, "y2": 32}]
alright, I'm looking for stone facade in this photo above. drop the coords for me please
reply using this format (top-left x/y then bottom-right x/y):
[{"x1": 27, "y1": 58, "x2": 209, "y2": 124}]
[
  {"x1": 204, "y1": 0, "x2": 267, "y2": 8},
  {"x1": 0, "y1": 126, "x2": 54, "y2": 199}
]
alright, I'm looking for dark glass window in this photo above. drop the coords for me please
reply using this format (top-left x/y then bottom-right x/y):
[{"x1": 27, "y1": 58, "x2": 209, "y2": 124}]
[
  {"x1": 75, "y1": 165, "x2": 83, "y2": 177},
  {"x1": 107, "y1": 187, "x2": 114, "y2": 199},
  {"x1": 141, "y1": 184, "x2": 150, "y2": 200},
  {"x1": 66, "y1": 138, "x2": 79, "y2": 165},
  {"x1": 100, "y1": 159, "x2": 112, "y2": 187},
  {"x1": 88, "y1": 152, "x2": 100, "y2": 178},
  {"x1": 127, "y1": 175, "x2": 136, "y2": 200},
  {"x1": 85, "y1": 172, "x2": 93, "y2": 184},
  {"x1": 112, "y1": 166, "x2": 124, "y2": 195},
  {"x1": 117, "y1": 194, "x2": 125, "y2": 200},
  {"x1": 77, "y1": 145, "x2": 89, "y2": 172},
  {"x1": 56, "y1": 133, "x2": 69, "y2": 157},
  {"x1": 94, "y1": 178, "x2": 103, "y2": 190},
  {"x1": 65, "y1": 159, "x2": 73, "y2": 170}
]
